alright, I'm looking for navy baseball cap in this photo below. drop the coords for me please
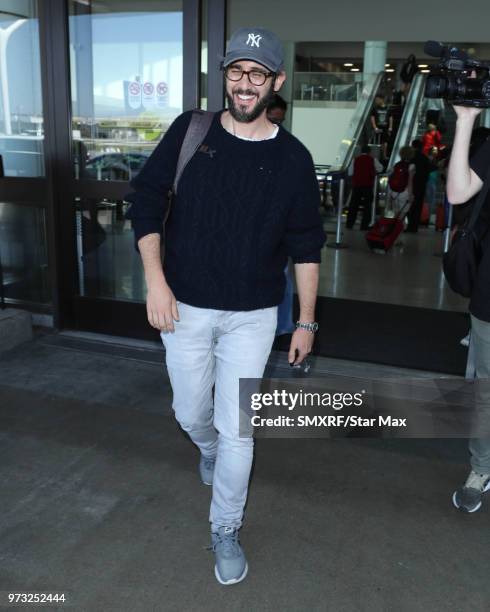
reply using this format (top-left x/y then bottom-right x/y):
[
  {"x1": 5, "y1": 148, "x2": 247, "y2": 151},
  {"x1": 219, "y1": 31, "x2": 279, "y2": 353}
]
[{"x1": 222, "y1": 27, "x2": 284, "y2": 73}]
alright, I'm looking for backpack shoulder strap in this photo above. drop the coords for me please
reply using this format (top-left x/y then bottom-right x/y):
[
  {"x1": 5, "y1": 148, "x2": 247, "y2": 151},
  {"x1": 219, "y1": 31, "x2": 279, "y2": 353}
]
[{"x1": 173, "y1": 110, "x2": 215, "y2": 194}]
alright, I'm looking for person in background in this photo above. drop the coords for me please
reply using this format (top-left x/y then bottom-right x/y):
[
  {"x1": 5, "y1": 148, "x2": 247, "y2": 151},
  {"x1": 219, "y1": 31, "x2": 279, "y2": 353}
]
[
  {"x1": 386, "y1": 90, "x2": 404, "y2": 158},
  {"x1": 425, "y1": 97, "x2": 445, "y2": 130},
  {"x1": 386, "y1": 145, "x2": 415, "y2": 220},
  {"x1": 447, "y1": 104, "x2": 490, "y2": 513},
  {"x1": 424, "y1": 164, "x2": 439, "y2": 223},
  {"x1": 450, "y1": 127, "x2": 490, "y2": 349},
  {"x1": 452, "y1": 127, "x2": 490, "y2": 230},
  {"x1": 267, "y1": 93, "x2": 287, "y2": 125},
  {"x1": 346, "y1": 145, "x2": 382, "y2": 230},
  {"x1": 267, "y1": 94, "x2": 296, "y2": 336},
  {"x1": 422, "y1": 123, "x2": 442, "y2": 157},
  {"x1": 400, "y1": 53, "x2": 418, "y2": 94},
  {"x1": 405, "y1": 139, "x2": 436, "y2": 233},
  {"x1": 370, "y1": 95, "x2": 389, "y2": 160}
]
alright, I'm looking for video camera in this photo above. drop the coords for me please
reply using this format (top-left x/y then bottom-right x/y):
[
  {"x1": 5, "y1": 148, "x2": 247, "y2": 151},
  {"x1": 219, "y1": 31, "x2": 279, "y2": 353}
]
[{"x1": 424, "y1": 40, "x2": 490, "y2": 107}]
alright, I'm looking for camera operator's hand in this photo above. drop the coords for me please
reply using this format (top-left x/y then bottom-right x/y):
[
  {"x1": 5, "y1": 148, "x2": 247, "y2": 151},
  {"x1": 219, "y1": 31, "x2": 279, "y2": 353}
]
[{"x1": 452, "y1": 70, "x2": 482, "y2": 119}]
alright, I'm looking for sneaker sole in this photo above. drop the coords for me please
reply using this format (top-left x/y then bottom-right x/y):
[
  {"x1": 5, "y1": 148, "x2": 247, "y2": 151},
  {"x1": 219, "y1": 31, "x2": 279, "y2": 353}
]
[
  {"x1": 452, "y1": 491, "x2": 482, "y2": 513},
  {"x1": 214, "y1": 562, "x2": 248, "y2": 586},
  {"x1": 452, "y1": 480, "x2": 490, "y2": 513}
]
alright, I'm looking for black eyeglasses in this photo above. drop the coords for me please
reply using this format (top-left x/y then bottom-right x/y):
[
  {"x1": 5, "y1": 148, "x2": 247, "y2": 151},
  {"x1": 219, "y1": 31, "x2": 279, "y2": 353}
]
[{"x1": 224, "y1": 65, "x2": 275, "y2": 86}]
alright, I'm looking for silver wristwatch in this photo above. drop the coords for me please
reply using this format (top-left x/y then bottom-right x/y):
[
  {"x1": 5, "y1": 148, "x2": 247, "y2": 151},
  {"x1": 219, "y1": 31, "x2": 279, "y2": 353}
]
[{"x1": 296, "y1": 321, "x2": 319, "y2": 333}]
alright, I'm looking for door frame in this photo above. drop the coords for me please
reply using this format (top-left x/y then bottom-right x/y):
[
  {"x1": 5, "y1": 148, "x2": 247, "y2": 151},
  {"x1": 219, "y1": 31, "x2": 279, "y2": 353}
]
[{"x1": 36, "y1": 0, "x2": 226, "y2": 338}]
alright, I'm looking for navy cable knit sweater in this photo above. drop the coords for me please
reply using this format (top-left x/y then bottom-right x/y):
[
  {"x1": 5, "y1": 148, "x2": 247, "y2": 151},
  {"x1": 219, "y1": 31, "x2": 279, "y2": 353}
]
[{"x1": 125, "y1": 110, "x2": 326, "y2": 311}]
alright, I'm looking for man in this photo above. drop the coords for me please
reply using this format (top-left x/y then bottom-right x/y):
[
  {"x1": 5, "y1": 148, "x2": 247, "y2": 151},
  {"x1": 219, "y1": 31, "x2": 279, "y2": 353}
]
[
  {"x1": 346, "y1": 145, "x2": 381, "y2": 230},
  {"x1": 386, "y1": 90, "x2": 404, "y2": 158},
  {"x1": 405, "y1": 139, "x2": 435, "y2": 233},
  {"x1": 267, "y1": 93, "x2": 287, "y2": 125},
  {"x1": 447, "y1": 104, "x2": 490, "y2": 513},
  {"x1": 124, "y1": 27, "x2": 325, "y2": 584},
  {"x1": 370, "y1": 95, "x2": 389, "y2": 159}
]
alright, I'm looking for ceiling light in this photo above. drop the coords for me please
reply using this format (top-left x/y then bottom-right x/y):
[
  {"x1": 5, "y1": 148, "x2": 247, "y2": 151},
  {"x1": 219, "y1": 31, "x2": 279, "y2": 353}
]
[
  {"x1": 344, "y1": 63, "x2": 354, "y2": 67},
  {"x1": 350, "y1": 68, "x2": 360, "y2": 72},
  {"x1": 385, "y1": 68, "x2": 395, "y2": 72},
  {"x1": 418, "y1": 64, "x2": 428, "y2": 68}
]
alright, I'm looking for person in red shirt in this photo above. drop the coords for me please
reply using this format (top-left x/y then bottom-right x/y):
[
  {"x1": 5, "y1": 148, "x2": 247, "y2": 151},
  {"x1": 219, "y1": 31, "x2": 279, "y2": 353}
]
[
  {"x1": 422, "y1": 123, "x2": 442, "y2": 157},
  {"x1": 346, "y1": 145, "x2": 381, "y2": 230}
]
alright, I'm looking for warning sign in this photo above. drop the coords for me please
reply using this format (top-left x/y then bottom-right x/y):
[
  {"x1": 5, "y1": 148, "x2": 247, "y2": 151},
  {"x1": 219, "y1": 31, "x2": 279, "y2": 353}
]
[
  {"x1": 128, "y1": 80, "x2": 142, "y2": 110},
  {"x1": 143, "y1": 81, "x2": 155, "y2": 107},
  {"x1": 156, "y1": 81, "x2": 169, "y2": 107}
]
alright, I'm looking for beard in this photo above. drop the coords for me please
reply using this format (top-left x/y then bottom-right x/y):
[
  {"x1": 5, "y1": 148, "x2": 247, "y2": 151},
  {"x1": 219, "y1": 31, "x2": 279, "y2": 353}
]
[{"x1": 226, "y1": 81, "x2": 276, "y2": 123}]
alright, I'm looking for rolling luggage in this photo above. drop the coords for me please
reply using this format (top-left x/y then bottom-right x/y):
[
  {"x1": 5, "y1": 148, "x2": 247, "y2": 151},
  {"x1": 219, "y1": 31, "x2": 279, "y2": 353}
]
[
  {"x1": 366, "y1": 198, "x2": 410, "y2": 252},
  {"x1": 366, "y1": 216, "x2": 404, "y2": 252}
]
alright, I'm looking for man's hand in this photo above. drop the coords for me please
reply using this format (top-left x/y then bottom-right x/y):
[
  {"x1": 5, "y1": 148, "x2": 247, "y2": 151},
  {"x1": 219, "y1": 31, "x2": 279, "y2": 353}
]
[
  {"x1": 146, "y1": 281, "x2": 180, "y2": 333},
  {"x1": 288, "y1": 328, "x2": 314, "y2": 366}
]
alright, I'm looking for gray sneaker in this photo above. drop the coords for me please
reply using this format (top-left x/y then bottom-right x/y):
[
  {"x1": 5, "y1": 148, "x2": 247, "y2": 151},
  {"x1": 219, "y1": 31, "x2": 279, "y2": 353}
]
[
  {"x1": 209, "y1": 526, "x2": 248, "y2": 585},
  {"x1": 199, "y1": 455, "x2": 216, "y2": 486},
  {"x1": 452, "y1": 470, "x2": 490, "y2": 513}
]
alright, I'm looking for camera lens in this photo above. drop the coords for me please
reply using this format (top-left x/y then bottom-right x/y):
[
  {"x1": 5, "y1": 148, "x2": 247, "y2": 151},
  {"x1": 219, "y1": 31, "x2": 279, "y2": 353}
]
[{"x1": 425, "y1": 75, "x2": 448, "y2": 98}]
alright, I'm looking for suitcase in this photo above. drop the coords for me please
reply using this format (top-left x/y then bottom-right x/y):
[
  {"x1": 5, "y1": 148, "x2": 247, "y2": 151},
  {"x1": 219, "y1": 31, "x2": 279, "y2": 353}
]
[
  {"x1": 366, "y1": 217, "x2": 404, "y2": 252},
  {"x1": 366, "y1": 197, "x2": 410, "y2": 252}
]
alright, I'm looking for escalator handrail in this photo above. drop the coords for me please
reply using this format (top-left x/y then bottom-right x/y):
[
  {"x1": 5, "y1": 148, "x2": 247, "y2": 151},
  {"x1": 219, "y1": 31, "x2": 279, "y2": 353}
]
[{"x1": 386, "y1": 72, "x2": 427, "y2": 172}]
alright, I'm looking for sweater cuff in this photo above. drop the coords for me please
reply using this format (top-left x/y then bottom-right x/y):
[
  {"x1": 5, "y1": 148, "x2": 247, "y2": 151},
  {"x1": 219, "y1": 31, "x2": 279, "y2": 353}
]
[
  {"x1": 131, "y1": 218, "x2": 163, "y2": 252},
  {"x1": 291, "y1": 250, "x2": 322, "y2": 264}
]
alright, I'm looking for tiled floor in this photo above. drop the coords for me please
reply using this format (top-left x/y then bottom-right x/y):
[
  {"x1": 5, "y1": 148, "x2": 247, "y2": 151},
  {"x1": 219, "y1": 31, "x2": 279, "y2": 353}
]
[
  {"x1": 1, "y1": 331, "x2": 487, "y2": 611},
  {"x1": 319, "y1": 219, "x2": 468, "y2": 311},
  {"x1": 87, "y1": 217, "x2": 468, "y2": 314}
]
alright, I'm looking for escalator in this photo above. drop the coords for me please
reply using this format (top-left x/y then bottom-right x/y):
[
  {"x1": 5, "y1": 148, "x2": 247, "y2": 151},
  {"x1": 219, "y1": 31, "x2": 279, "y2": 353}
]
[
  {"x1": 318, "y1": 71, "x2": 452, "y2": 230},
  {"x1": 378, "y1": 72, "x2": 457, "y2": 215},
  {"x1": 319, "y1": 71, "x2": 393, "y2": 213},
  {"x1": 334, "y1": 71, "x2": 392, "y2": 172}
]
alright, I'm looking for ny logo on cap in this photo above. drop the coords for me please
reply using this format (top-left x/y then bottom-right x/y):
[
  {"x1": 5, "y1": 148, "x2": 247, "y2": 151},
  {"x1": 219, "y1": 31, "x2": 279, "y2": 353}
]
[{"x1": 246, "y1": 33, "x2": 262, "y2": 48}]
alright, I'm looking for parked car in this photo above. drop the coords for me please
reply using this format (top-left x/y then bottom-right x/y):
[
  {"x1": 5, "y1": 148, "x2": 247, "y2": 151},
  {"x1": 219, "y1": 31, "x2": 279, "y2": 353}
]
[{"x1": 82, "y1": 152, "x2": 150, "y2": 180}]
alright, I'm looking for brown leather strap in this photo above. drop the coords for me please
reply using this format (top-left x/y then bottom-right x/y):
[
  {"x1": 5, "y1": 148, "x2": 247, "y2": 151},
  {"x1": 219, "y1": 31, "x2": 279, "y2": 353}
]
[{"x1": 173, "y1": 110, "x2": 215, "y2": 194}]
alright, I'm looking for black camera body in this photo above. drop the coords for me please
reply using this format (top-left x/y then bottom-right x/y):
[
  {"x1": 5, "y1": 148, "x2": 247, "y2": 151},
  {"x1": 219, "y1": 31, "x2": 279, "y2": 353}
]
[{"x1": 424, "y1": 40, "x2": 490, "y2": 108}]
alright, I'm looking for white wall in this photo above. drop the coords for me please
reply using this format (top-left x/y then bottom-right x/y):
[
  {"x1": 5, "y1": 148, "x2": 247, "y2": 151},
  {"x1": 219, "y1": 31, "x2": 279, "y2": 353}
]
[
  {"x1": 291, "y1": 103, "x2": 356, "y2": 166},
  {"x1": 228, "y1": 0, "x2": 490, "y2": 43}
]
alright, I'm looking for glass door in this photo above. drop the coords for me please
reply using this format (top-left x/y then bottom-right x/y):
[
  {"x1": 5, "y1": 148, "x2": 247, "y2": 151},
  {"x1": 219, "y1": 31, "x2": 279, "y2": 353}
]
[
  {"x1": 0, "y1": 1, "x2": 51, "y2": 311},
  {"x1": 63, "y1": 0, "x2": 198, "y2": 338}
]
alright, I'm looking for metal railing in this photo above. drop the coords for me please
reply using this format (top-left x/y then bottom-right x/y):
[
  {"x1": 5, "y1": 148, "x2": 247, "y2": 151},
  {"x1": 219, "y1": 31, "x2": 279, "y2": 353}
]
[
  {"x1": 387, "y1": 72, "x2": 427, "y2": 171},
  {"x1": 325, "y1": 72, "x2": 388, "y2": 247},
  {"x1": 294, "y1": 72, "x2": 362, "y2": 102}
]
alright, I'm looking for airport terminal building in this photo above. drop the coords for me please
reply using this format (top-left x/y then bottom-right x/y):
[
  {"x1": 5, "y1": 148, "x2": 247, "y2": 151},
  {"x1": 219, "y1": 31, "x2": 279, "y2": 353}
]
[{"x1": 2, "y1": 0, "x2": 490, "y2": 372}]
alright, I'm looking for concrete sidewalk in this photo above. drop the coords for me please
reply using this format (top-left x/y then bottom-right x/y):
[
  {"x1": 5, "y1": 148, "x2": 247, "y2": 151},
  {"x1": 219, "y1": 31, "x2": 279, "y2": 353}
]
[{"x1": 0, "y1": 331, "x2": 488, "y2": 612}]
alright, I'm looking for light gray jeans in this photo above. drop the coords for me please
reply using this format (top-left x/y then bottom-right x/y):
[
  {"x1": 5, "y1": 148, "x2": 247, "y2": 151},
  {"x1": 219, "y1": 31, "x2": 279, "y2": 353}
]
[
  {"x1": 469, "y1": 314, "x2": 490, "y2": 474},
  {"x1": 160, "y1": 301, "x2": 277, "y2": 530}
]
